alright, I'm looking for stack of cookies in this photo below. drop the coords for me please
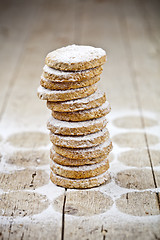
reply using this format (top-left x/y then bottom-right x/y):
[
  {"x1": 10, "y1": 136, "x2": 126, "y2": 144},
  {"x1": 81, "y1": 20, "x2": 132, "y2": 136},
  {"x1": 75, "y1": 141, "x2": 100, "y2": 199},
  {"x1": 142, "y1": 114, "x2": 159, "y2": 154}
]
[{"x1": 37, "y1": 45, "x2": 112, "y2": 189}]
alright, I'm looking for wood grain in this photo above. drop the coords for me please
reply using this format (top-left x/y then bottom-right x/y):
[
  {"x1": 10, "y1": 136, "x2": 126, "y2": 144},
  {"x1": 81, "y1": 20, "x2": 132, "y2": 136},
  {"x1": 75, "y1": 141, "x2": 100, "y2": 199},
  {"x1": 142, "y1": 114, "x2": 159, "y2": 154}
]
[{"x1": 0, "y1": 0, "x2": 159, "y2": 239}]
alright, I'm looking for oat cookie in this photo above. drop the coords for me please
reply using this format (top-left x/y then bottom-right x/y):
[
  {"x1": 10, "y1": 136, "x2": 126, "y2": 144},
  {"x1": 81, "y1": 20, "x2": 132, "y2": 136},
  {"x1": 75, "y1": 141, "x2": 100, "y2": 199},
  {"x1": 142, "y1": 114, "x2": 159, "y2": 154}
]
[
  {"x1": 45, "y1": 45, "x2": 106, "y2": 71},
  {"x1": 43, "y1": 64, "x2": 103, "y2": 82},
  {"x1": 40, "y1": 75, "x2": 100, "y2": 90},
  {"x1": 50, "y1": 170, "x2": 110, "y2": 189},
  {"x1": 50, "y1": 149, "x2": 109, "y2": 166},
  {"x1": 52, "y1": 101, "x2": 111, "y2": 121},
  {"x1": 37, "y1": 84, "x2": 97, "y2": 102},
  {"x1": 47, "y1": 116, "x2": 107, "y2": 136},
  {"x1": 50, "y1": 159, "x2": 109, "y2": 179},
  {"x1": 38, "y1": 44, "x2": 112, "y2": 190},
  {"x1": 47, "y1": 89, "x2": 106, "y2": 112},
  {"x1": 53, "y1": 139, "x2": 112, "y2": 160},
  {"x1": 50, "y1": 127, "x2": 109, "y2": 148}
]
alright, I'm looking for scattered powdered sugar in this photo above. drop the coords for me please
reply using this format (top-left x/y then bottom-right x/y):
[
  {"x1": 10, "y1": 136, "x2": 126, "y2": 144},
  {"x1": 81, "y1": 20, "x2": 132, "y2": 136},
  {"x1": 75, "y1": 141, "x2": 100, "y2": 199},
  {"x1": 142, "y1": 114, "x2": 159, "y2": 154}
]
[
  {"x1": 51, "y1": 158, "x2": 108, "y2": 171},
  {"x1": 50, "y1": 127, "x2": 108, "y2": 142},
  {"x1": 0, "y1": 110, "x2": 159, "y2": 226},
  {"x1": 46, "y1": 45, "x2": 106, "y2": 64},
  {"x1": 47, "y1": 116, "x2": 107, "y2": 128}
]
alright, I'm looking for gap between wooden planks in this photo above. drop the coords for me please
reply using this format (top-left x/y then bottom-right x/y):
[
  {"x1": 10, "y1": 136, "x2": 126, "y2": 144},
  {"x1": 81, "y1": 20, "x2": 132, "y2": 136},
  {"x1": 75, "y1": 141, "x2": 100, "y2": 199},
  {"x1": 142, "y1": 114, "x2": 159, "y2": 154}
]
[
  {"x1": 0, "y1": 0, "x2": 159, "y2": 239},
  {"x1": 0, "y1": 0, "x2": 75, "y2": 239},
  {"x1": 61, "y1": 0, "x2": 160, "y2": 239},
  {"x1": 120, "y1": 0, "x2": 160, "y2": 204}
]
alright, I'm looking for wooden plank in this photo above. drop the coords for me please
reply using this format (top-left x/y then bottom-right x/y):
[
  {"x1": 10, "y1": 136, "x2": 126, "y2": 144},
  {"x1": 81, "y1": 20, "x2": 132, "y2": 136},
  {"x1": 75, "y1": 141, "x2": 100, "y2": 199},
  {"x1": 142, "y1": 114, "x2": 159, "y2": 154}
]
[
  {"x1": 0, "y1": 221, "x2": 65, "y2": 240},
  {"x1": 59, "y1": 190, "x2": 160, "y2": 240},
  {"x1": 142, "y1": 0, "x2": 160, "y2": 188},
  {"x1": 0, "y1": 0, "x2": 76, "y2": 134},
  {"x1": 0, "y1": 0, "x2": 159, "y2": 239},
  {"x1": 0, "y1": 0, "x2": 76, "y2": 239},
  {"x1": 79, "y1": 0, "x2": 139, "y2": 110},
  {"x1": 124, "y1": 0, "x2": 160, "y2": 113},
  {"x1": 122, "y1": 0, "x2": 160, "y2": 190},
  {"x1": 62, "y1": 0, "x2": 160, "y2": 239},
  {"x1": 144, "y1": 0, "x2": 160, "y2": 47},
  {"x1": 0, "y1": 0, "x2": 39, "y2": 117}
]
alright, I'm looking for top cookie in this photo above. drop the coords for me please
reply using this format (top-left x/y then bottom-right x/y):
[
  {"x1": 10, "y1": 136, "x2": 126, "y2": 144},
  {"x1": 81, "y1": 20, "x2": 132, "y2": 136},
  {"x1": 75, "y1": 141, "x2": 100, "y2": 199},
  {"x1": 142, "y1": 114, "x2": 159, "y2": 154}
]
[{"x1": 45, "y1": 45, "x2": 106, "y2": 71}]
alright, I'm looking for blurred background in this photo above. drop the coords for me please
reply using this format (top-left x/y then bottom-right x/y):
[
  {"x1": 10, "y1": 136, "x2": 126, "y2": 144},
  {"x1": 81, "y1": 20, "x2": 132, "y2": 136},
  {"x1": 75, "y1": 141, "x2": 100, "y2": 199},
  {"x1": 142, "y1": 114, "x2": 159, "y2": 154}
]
[{"x1": 0, "y1": 0, "x2": 159, "y2": 132}]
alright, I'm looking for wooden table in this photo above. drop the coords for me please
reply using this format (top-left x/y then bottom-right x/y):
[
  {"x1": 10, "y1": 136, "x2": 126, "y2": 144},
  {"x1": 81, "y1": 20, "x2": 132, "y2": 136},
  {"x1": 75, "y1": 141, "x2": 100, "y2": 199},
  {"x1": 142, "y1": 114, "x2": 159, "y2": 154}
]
[{"x1": 0, "y1": 0, "x2": 160, "y2": 239}]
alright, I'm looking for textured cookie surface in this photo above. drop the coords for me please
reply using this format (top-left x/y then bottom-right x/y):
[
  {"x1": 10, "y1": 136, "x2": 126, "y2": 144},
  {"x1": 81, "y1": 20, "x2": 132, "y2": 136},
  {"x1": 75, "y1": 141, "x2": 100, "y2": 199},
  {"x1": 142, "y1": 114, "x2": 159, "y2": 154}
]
[
  {"x1": 45, "y1": 45, "x2": 106, "y2": 71},
  {"x1": 43, "y1": 65, "x2": 103, "y2": 82},
  {"x1": 50, "y1": 127, "x2": 109, "y2": 148},
  {"x1": 40, "y1": 75, "x2": 100, "y2": 90},
  {"x1": 47, "y1": 89, "x2": 106, "y2": 112},
  {"x1": 50, "y1": 159, "x2": 109, "y2": 179},
  {"x1": 47, "y1": 116, "x2": 107, "y2": 136},
  {"x1": 53, "y1": 139, "x2": 112, "y2": 160},
  {"x1": 52, "y1": 101, "x2": 111, "y2": 121},
  {"x1": 50, "y1": 149, "x2": 109, "y2": 166},
  {"x1": 50, "y1": 170, "x2": 110, "y2": 189},
  {"x1": 37, "y1": 84, "x2": 97, "y2": 102}
]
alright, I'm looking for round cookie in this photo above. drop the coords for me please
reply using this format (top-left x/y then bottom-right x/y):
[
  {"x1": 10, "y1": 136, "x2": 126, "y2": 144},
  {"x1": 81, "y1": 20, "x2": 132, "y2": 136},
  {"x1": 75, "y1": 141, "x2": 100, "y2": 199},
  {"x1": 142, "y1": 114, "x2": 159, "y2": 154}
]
[
  {"x1": 50, "y1": 150, "x2": 109, "y2": 166},
  {"x1": 50, "y1": 127, "x2": 109, "y2": 148},
  {"x1": 47, "y1": 116, "x2": 107, "y2": 136},
  {"x1": 47, "y1": 89, "x2": 106, "y2": 112},
  {"x1": 40, "y1": 75, "x2": 100, "y2": 90},
  {"x1": 52, "y1": 101, "x2": 111, "y2": 121},
  {"x1": 45, "y1": 45, "x2": 106, "y2": 71},
  {"x1": 43, "y1": 65, "x2": 103, "y2": 82},
  {"x1": 37, "y1": 84, "x2": 97, "y2": 102},
  {"x1": 50, "y1": 159, "x2": 109, "y2": 179},
  {"x1": 53, "y1": 139, "x2": 112, "y2": 160},
  {"x1": 50, "y1": 171, "x2": 110, "y2": 189}
]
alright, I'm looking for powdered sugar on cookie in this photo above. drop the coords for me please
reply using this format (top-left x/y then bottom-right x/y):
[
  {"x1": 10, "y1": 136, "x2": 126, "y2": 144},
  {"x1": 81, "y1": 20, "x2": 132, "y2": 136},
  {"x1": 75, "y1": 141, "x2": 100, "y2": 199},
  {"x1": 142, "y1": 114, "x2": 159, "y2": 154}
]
[
  {"x1": 43, "y1": 65, "x2": 103, "y2": 82},
  {"x1": 57, "y1": 89, "x2": 105, "y2": 105},
  {"x1": 50, "y1": 170, "x2": 110, "y2": 188},
  {"x1": 43, "y1": 65, "x2": 71, "y2": 76},
  {"x1": 47, "y1": 116, "x2": 107, "y2": 129},
  {"x1": 47, "y1": 89, "x2": 106, "y2": 112},
  {"x1": 53, "y1": 139, "x2": 112, "y2": 160},
  {"x1": 50, "y1": 127, "x2": 109, "y2": 148},
  {"x1": 51, "y1": 158, "x2": 109, "y2": 172},
  {"x1": 38, "y1": 44, "x2": 112, "y2": 188},
  {"x1": 50, "y1": 127, "x2": 108, "y2": 142},
  {"x1": 46, "y1": 45, "x2": 106, "y2": 64},
  {"x1": 45, "y1": 45, "x2": 106, "y2": 71},
  {"x1": 37, "y1": 83, "x2": 97, "y2": 101},
  {"x1": 47, "y1": 116, "x2": 108, "y2": 136},
  {"x1": 37, "y1": 84, "x2": 97, "y2": 95}
]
